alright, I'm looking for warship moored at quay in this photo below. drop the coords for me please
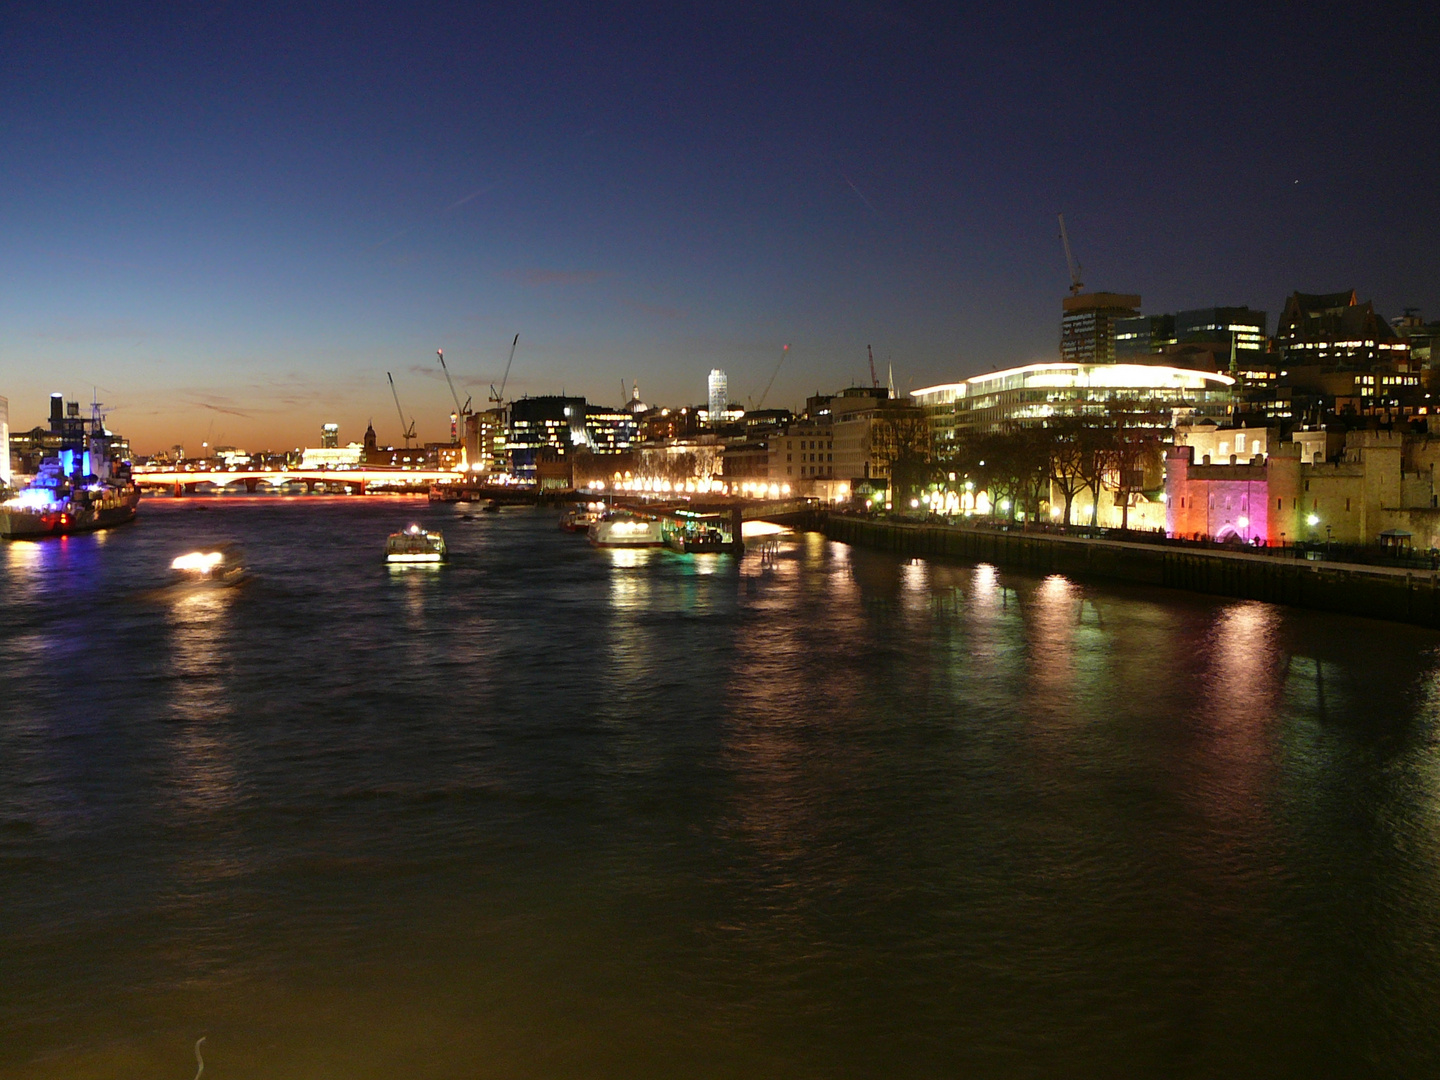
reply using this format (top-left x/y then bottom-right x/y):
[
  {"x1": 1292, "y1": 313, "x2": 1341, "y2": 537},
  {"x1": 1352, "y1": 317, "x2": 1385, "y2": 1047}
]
[{"x1": 0, "y1": 395, "x2": 139, "y2": 540}]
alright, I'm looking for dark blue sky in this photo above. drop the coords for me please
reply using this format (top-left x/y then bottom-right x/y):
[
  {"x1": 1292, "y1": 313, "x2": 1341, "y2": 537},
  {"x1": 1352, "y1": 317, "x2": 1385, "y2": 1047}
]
[{"x1": 3, "y1": 1, "x2": 1437, "y2": 450}]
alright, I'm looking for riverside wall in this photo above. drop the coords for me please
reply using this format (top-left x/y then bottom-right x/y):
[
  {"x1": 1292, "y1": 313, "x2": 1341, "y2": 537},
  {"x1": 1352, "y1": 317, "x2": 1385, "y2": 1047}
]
[{"x1": 821, "y1": 515, "x2": 1440, "y2": 630}]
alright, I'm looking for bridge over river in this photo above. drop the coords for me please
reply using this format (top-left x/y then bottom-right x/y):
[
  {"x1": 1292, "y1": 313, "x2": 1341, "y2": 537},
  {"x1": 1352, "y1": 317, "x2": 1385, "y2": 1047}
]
[{"x1": 134, "y1": 467, "x2": 456, "y2": 494}]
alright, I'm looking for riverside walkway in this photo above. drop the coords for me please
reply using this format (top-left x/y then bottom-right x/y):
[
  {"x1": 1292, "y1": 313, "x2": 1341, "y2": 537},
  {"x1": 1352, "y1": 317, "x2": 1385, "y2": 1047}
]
[{"x1": 824, "y1": 515, "x2": 1440, "y2": 630}]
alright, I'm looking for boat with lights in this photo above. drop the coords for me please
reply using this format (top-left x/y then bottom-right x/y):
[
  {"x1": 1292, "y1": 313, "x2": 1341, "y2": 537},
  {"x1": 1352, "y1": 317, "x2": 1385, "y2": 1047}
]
[
  {"x1": 560, "y1": 504, "x2": 604, "y2": 533},
  {"x1": 386, "y1": 524, "x2": 448, "y2": 563},
  {"x1": 170, "y1": 543, "x2": 247, "y2": 585},
  {"x1": 587, "y1": 513, "x2": 664, "y2": 548},
  {"x1": 0, "y1": 396, "x2": 139, "y2": 540},
  {"x1": 664, "y1": 512, "x2": 733, "y2": 554}
]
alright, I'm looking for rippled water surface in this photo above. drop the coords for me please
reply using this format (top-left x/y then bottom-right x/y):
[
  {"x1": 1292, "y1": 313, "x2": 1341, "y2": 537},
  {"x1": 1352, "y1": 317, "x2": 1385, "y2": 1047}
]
[{"x1": 5, "y1": 497, "x2": 1440, "y2": 1078}]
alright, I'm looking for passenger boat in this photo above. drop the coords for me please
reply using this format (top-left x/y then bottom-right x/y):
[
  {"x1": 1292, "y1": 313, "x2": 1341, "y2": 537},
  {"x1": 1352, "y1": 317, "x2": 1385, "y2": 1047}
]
[
  {"x1": 385, "y1": 524, "x2": 447, "y2": 563},
  {"x1": 663, "y1": 512, "x2": 734, "y2": 554},
  {"x1": 428, "y1": 482, "x2": 465, "y2": 503},
  {"x1": 666, "y1": 526, "x2": 730, "y2": 554},
  {"x1": 0, "y1": 397, "x2": 139, "y2": 540},
  {"x1": 587, "y1": 514, "x2": 664, "y2": 547},
  {"x1": 170, "y1": 543, "x2": 247, "y2": 585},
  {"x1": 560, "y1": 505, "x2": 604, "y2": 533}
]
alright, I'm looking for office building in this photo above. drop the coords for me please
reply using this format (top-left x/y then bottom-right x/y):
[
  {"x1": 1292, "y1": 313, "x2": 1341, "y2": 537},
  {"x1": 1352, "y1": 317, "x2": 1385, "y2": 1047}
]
[
  {"x1": 1114, "y1": 314, "x2": 1177, "y2": 360},
  {"x1": 773, "y1": 418, "x2": 835, "y2": 482},
  {"x1": 1061, "y1": 292, "x2": 1142, "y2": 364},
  {"x1": 584, "y1": 404, "x2": 639, "y2": 454},
  {"x1": 830, "y1": 387, "x2": 928, "y2": 487},
  {"x1": 1116, "y1": 307, "x2": 1267, "y2": 365},
  {"x1": 915, "y1": 361, "x2": 1235, "y2": 438},
  {"x1": 1177, "y1": 307, "x2": 1267, "y2": 356},
  {"x1": 1276, "y1": 290, "x2": 1411, "y2": 369},
  {"x1": 507, "y1": 395, "x2": 588, "y2": 480},
  {"x1": 321, "y1": 423, "x2": 340, "y2": 449},
  {"x1": 1394, "y1": 310, "x2": 1440, "y2": 368},
  {"x1": 707, "y1": 369, "x2": 728, "y2": 425}
]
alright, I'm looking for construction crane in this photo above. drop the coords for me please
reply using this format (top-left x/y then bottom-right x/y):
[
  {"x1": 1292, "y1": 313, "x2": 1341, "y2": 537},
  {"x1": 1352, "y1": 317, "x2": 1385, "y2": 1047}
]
[
  {"x1": 868, "y1": 344, "x2": 879, "y2": 389},
  {"x1": 1058, "y1": 212, "x2": 1084, "y2": 296},
  {"x1": 436, "y1": 348, "x2": 471, "y2": 451},
  {"x1": 387, "y1": 372, "x2": 417, "y2": 447},
  {"x1": 437, "y1": 348, "x2": 470, "y2": 414},
  {"x1": 488, "y1": 333, "x2": 519, "y2": 409},
  {"x1": 753, "y1": 344, "x2": 789, "y2": 411}
]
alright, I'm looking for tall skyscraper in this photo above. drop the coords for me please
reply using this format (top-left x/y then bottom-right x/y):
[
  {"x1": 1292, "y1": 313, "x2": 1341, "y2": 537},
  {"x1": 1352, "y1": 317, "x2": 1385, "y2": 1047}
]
[
  {"x1": 708, "y1": 369, "x2": 728, "y2": 424},
  {"x1": 321, "y1": 423, "x2": 339, "y2": 448},
  {"x1": 1061, "y1": 292, "x2": 1141, "y2": 364}
]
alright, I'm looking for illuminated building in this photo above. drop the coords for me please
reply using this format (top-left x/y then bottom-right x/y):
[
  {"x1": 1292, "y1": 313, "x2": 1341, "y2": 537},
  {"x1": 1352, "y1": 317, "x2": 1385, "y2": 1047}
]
[
  {"x1": 1114, "y1": 314, "x2": 1176, "y2": 359},
  {"x1": 1393, "y1": 310, "x2": 1440, "y2": 368},
  {"x1": 721, "y1": 438, "x2": 770, "y2": 482},
  {"x1": 583, "y1": 405, "x2": 639, "y2": 454},
  {"x1": 639, "y1": 407, "x2": 702, "y2": 442},
  {"x1": 1179, "y1": 307, "x2": 1268, "y2": 356},
  {"x1": 361, "y1": 422, "x2": 430, "y2": 469},
  {"x1": 1116, "y1": 307, "x2": 1267, "y2": 364},
  {"x1": 829, "y1": 387, "x2": 928, "y2": 487},
  {"x1": 774, "y1": 419, "x2": 833, "y2": 482},
  {"x1": 1061, "y1": 292, "x2": 1141, "y2": 365},
  {"x1": 0, "y1": 395, "x2": 9, "y2": 488},
  {"x1": 8, "y1": 426, "x2": 60, "y2": 475},
  {"x1": 707, "y1": 369, "x2": 728, "y2": 426},
  {"x1": 1283, "y1": 367, "x2": 1423, "y2": 419},
  {"x1": 910, "y1": 383, "x2": 965, "y2": 452},
  {"x1": 742, "y1": 408, "x2": 793, "y2": 433},
  {"x1": 1276, "y1": 290, "x2": 1411, "y2": 370},
  {"x1": 300, "y1": 443, "x2": 364, "y2": 469},
  {"x1": 914, "y1": 362, "x2": 1235, "y2": 438},
  {"x1": 1165, "y1": 431, "x2": 1404, "y2": 545},
  {"x1": 1172, "y1": 420, "x2": 1273, "y2": 464},
  {"x1": 507, "y1": 395, "x2": 588, "y2": 480},
  {"x1": 321, "y1": 422, "x2": 340, "y2": 449}
]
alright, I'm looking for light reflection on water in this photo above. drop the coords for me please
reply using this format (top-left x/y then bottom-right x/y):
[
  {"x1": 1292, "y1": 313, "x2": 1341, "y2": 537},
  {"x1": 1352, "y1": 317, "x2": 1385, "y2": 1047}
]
[{"x1": 4, "y1": 501, "x2": 1440, "y2": 1076}]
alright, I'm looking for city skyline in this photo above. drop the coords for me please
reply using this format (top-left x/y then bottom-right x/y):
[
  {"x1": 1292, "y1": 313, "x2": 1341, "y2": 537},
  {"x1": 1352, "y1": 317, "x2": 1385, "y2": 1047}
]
[{"x1": 3, "y1": 3, "x2": 1437, "y2": 452}]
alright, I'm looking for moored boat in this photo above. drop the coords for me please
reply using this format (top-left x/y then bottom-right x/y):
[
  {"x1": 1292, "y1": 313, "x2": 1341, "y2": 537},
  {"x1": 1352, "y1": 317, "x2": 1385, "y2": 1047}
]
[
  {"x1": 663, "y1": 511, "x2": 734, "y2": 554},
  {"x1": 588, "y1": 514, "x2": 664, "y2": 547},
  {"x1": 0, "y1": 397, "x2": 139, "y2": 540},
  {"x1": 666, "y1": 526, "x2": 730, "y2": 554},
  {"x1": 560, "y1": 505, "x2": 604, "y2": 533}
]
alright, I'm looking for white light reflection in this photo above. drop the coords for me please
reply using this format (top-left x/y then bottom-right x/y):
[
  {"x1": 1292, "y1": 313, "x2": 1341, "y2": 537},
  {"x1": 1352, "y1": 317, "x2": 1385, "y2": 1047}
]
[
  {"x1": 1025, "y1": 574, "x2": 1078, "y2": 710},
  {"x1": 164, "y1": 584, "x2": 240, "y2": 820},
  {"x1": 1190, "y1": 601, "x2": 1284, "y2": 826}
]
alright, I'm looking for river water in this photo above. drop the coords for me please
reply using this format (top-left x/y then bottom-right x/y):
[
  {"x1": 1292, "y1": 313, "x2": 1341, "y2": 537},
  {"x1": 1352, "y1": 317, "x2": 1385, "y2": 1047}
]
[{"x1": 3, "y1": 497, "x2": 1440, "y2": 1078}]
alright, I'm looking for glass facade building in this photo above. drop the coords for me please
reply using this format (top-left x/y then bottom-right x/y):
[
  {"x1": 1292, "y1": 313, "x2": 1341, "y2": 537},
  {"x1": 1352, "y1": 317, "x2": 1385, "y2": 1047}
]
[{"x1": 914, "y1": 362, "x2": 1235, "y2": 437}]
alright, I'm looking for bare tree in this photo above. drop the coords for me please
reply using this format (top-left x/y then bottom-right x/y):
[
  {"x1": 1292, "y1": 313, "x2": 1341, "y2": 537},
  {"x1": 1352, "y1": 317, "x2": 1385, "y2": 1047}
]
[
  {"x1": 1103, "y1": 401, "x2": 1165, "y2": 531},
  {"x1": 1046, "y1": 417, "x2": 1092, "y2": 525}
]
